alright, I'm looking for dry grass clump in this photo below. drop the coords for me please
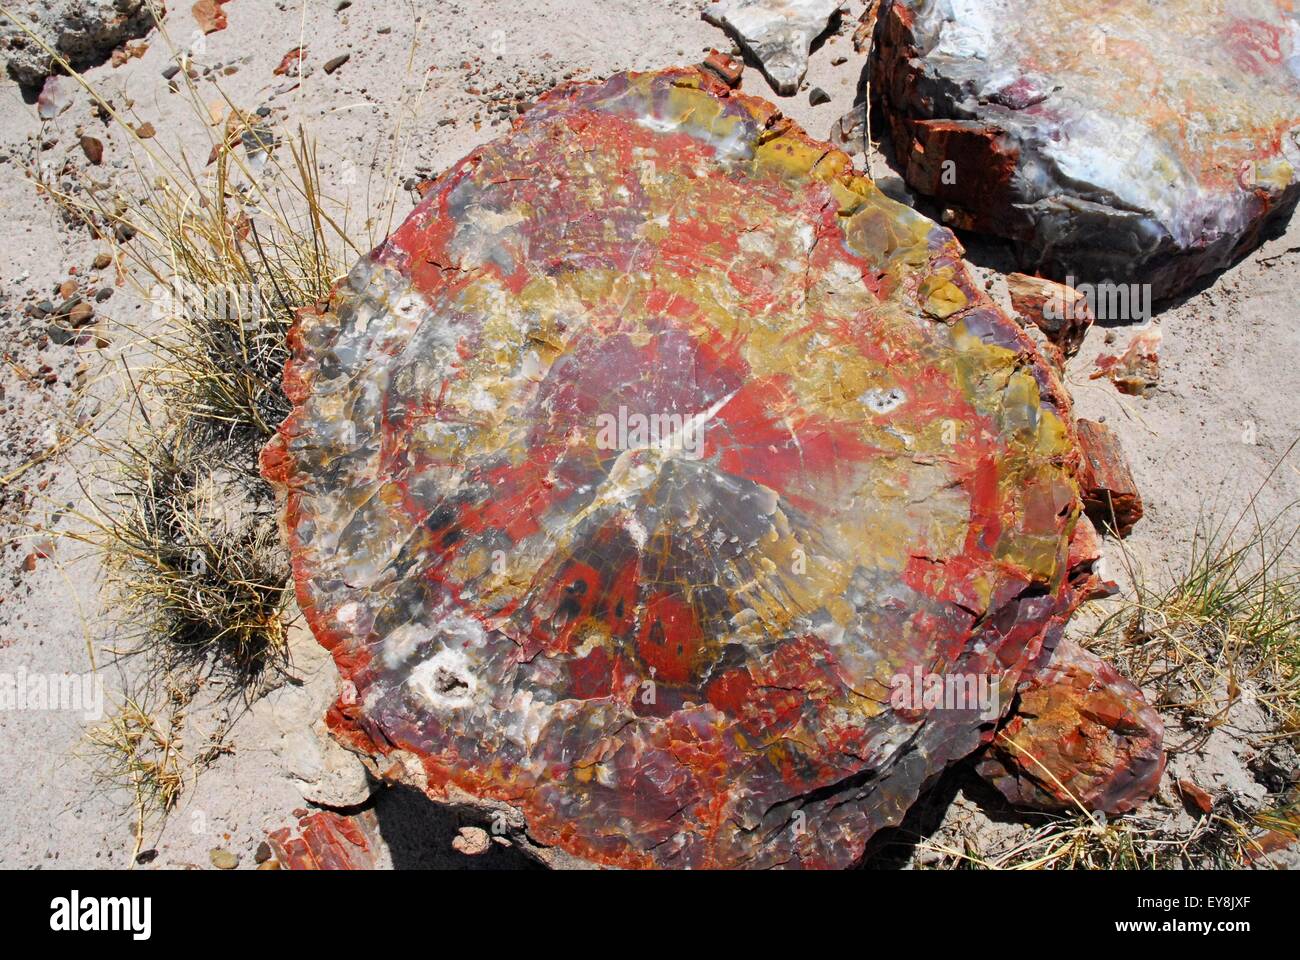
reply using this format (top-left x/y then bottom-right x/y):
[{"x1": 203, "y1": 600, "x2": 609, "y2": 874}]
[
  {"x1": 55, "y1": 115, "x2": 345, "y2": 839},
  {"x1": 18, "y1": 18, "x2": 359, "y2": 679},
  {"x1": 913, "y1": 802, "x2": 1273, "y2": 870},
  {"x1": 72, "y1": 429, "x2": 291, "y2": 677},
  {"x1": 1091, "y1": 503, "x2": 1300, "y2": 735},
  {"x1": 8, "y1": 5, "x2": 412, "y2": 848},
  {"x1": 4, "y1": 2, "x2": 424, "y2": 844},
  {"x1": 85, "y1": 695, "x2": 188, "y2": 856},
  {"x1": 121, "y1": 136, "x2": 350, "y2": 455}
]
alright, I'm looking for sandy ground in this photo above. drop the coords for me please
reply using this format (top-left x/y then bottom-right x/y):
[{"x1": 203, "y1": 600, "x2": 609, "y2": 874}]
[{"x1": 0, "y1": 0, "x2": 1296, "y2": 869}]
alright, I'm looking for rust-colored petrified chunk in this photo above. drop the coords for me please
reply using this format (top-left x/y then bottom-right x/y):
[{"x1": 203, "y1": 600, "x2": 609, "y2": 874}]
[
  {"x1": 1075, "y1": 419, "x2": 1143, "y2": 537},
  {"x1": 1092, "y1": 328, "x2": 1162, "y2": 397},
  {"x1": 978, "y1": 638, "x2": 1165, "y2": 815},
  {"x1": 701, "y1": 49, "x2": 744, "y2": 88},
  {"x1": 266, "y1": 811, "x2": 377, "y2": 870},
  {"x1": 872, "y1": 0, "x2": 1300, "y2": 300},
  {"x1": 1005, "y1": 272, "x2": 1094, "y2": 358},
  {"x1": 1175, "y1": 778, "x2": 1215, "y2": 815},
  {"x1": 263, "y1": 66, "x2": 1103, "y2": 869}
]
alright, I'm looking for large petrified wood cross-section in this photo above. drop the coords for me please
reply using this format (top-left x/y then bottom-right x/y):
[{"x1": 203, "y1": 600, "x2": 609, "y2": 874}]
[{"x1": 263, "y1": 66, "x2": 1133, "y2": 868}]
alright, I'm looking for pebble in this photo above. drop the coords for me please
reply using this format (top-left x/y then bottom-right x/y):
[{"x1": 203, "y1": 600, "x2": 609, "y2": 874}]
[
  {"x1": 68, "y1": 302, "x2": 95, "y2": 327},
  {"x1": 37, "y1": 76, "x2": 73, "y2": 120},
  {"x1": 451, "y1": 826, "x2": 491, "y2": 856},
  {"x1": 209, "y1": 848, "x2": 239, "y2": 870},
  {"x1": 80, "y1": 136, "x2": 104, "y2": 165}
]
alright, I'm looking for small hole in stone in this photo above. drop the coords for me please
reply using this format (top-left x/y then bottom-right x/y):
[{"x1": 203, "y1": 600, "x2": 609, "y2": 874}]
[{"x1": 434, "y1": 668, "x2": 469, "y2": 695}]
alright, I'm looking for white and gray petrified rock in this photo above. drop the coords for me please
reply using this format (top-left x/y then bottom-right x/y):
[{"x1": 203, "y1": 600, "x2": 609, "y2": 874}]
[
  {"x1": 873, "y1": 0, "x2": 1300, "y2": 300},
  {"x1": 1, "y1": 0, "x2": 158, "y2": 87},
  {"x1": 704, "y1": 0, "x2": 841, "y2": 96},
  {"x1": 261, "y1": 623, "x2": 374, "y2": 808}
]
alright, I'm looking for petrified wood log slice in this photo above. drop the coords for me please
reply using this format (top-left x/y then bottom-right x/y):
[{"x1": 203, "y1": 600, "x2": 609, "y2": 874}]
[
  {"x1": 873, "y1": 0, "x2": 1300, "y2": 300},
  {"x1": 263, "y1": 66, "x2": 1100, "y2": 868}
]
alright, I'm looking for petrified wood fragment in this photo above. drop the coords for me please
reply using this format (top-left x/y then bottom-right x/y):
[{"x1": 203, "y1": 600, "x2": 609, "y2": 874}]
[
  {"x1": 1092, "y1": 328, "x2": 1162, "y2": 398},
  {"x1": 1075, "y1": 419, "x2": 1144, "y2": 537},
  {"x1": 267, "y1": 811, "x2": 377, "y2": 870},
  {"x1": 264, "y1": 66, "x2": 1102, "y2": 869},
  {"x1": 704, "y1": 0, "x2": 840, "y2": 95},
  {"x1": 1005, "y1": 273, "x2": 1093, "y2": 359},
  {"x1": 873, "y1": 0, "x2": 1300, "y2": 300},
  {"x1": 978, "y1": 638, "x2": 1165, "y2": 815},
  {"x1": 1175, "y1": 778, "x2": 1215, "y2": 816},
  {"x1": 702, "y1": 49, "x2": 745, "y2": 89}
]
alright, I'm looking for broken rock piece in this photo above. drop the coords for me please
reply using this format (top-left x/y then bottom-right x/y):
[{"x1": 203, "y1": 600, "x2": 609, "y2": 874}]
[
  {"x1": 1075, "y1": 419, "x2": 1143, "y2": 538},
  {"x1": 264, "y1": 66, "x2": 1100, "y2": 869},
  {"x1": 452, "y1": 826, "x2": 492, "y2": 856},
  {"x1": 978, "y1": 638, "x2": 1165, "y2": 815},
  {"x1": 1005, "y1": 272, "x2": 1093, "y2": 358},
  {"x1": 701, "y1": 49, "x2": 744, "y2": 88},
  {"x1": 873, "y1": 0, "x2": 1300, "y2": 299},
  {"x1": 830, "y1": 100, "x2": 867, "y2": 156},
  {"x1": 1175, "y1": 778, "x2": 1215, "y2": 816},
  {"x1": 1092, "y1": 327, "x2": 1161, "y2": 396},
  {"x1": 267, "y1": 811, "x2": 377, "y2": 870},
  {"x1": 192, "y1": 0, "x2": 230, "y2": 35},
  {"x1": 35, "y1": 75, "x2": 74, "y2": 120},
  {"x1": 703, "y1": 0, "x2": 839, "y2": 96},
  {"x1": 2, "y1": 0, "x2": 160, "y2": 88}
]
